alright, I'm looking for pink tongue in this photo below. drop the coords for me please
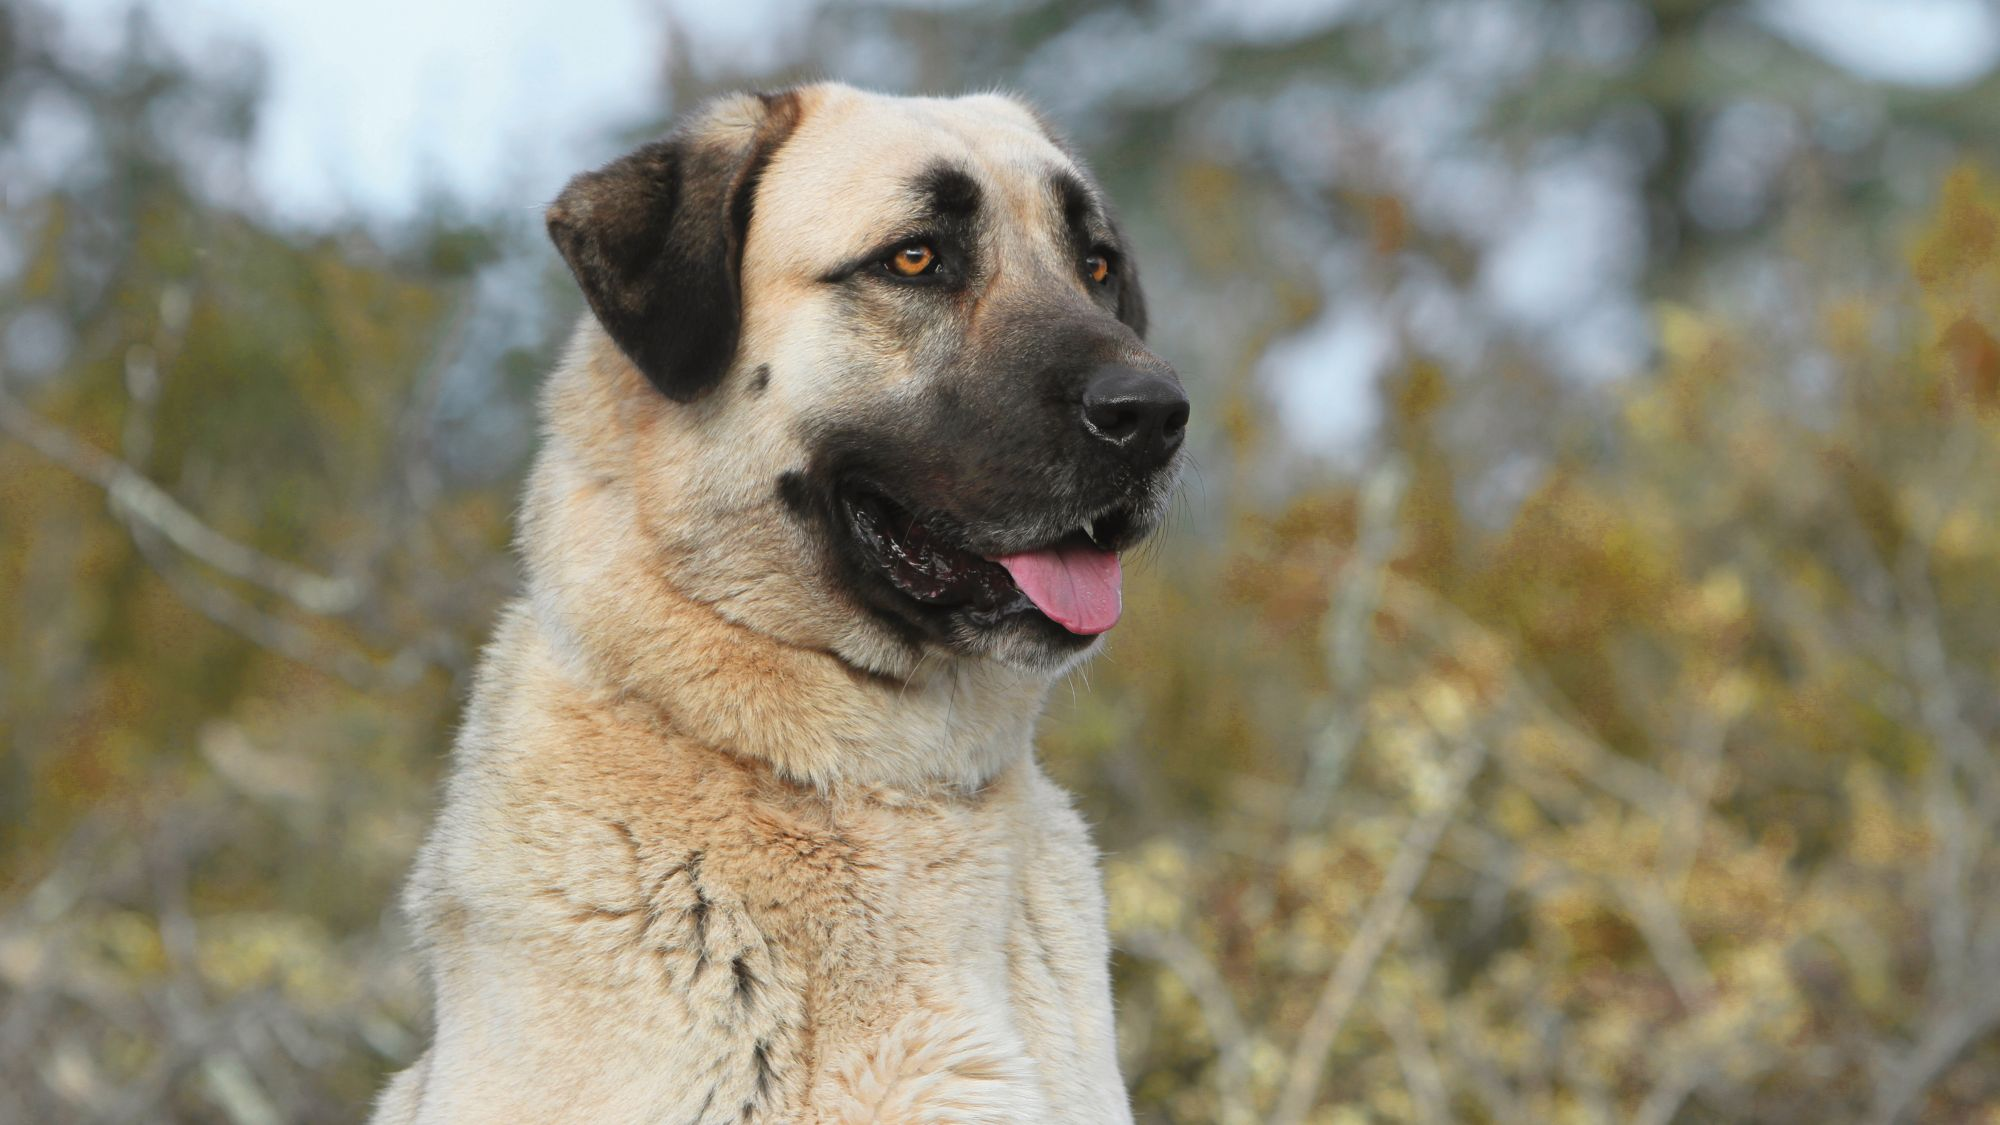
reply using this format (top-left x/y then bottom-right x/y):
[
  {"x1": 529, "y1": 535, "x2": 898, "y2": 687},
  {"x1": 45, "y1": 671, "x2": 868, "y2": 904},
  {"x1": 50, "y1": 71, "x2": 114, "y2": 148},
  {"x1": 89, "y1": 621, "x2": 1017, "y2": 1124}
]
[{"x1": 989, "y1": 542, "x2": 1123, "y2": 635}]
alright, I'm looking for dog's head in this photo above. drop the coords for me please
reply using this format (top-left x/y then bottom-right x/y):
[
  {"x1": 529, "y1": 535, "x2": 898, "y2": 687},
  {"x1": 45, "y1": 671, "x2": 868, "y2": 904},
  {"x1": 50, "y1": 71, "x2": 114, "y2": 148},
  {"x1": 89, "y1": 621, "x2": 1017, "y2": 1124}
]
[{"x1": 545, "y1": 84, "x2": 1186, "y2": 676}]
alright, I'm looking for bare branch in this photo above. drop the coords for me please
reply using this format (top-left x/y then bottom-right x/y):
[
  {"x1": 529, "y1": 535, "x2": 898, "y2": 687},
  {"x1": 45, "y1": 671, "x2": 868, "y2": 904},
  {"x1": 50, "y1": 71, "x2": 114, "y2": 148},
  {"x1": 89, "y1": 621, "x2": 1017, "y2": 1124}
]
[
  {"x1": 1377, "y1": 571, "x2": 1682, "y2": 809},
  {"x1": 1375, "y1": 989, "x2": 1450, "y2": 1125},
  {"x1": 0, "y1": 386, "x2": 363, "y2": 616},
  {"x1": 131, "y1": 526, "x2": 427, "y2": 691},
  {"x1": 1270, "y1": 726, "x2": 1489, "y2": 1125},
  {"x1": 1119, "y1": 926, "x2": 1257, "y2": 1122},
  {"x1": 1659, "y1": 707, "x2": 1731, "y2": 899},
  {"x1": 1890, "y1": 429, "x2": 1996, "y2": 1008},
  {"x1": 1615, "y1": 881, "x2": 1716, "y2": 1012},
  {"x1": 1291, "y1": 459, "x2": 1405, "y2": 832},
  {"x1": 1631, "y1": 1061, "x2": 1704, "y2": 1125},
  {"x1": 1866, "y1": 981, "x2": 2000, "y2": 1125}
]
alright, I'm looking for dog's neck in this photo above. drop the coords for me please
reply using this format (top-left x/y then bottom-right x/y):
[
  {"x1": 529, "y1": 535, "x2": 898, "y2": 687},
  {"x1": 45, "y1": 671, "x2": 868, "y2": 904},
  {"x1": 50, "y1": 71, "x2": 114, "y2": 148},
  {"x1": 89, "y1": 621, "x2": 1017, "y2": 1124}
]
[
  {"x1": 514, "y1": 343, "x2": 1053, "y2": 794},
  {"x1": 530, "y1": 573, "x2": 1047, "y2": 793}
]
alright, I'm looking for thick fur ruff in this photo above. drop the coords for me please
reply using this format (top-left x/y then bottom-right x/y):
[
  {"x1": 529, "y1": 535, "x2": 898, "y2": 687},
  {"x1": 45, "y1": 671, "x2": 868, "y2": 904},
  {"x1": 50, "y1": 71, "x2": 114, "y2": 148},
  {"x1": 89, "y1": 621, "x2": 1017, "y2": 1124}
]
[{"x1": 375, "y1": 84, "x2": 1159, "y2": 1123}]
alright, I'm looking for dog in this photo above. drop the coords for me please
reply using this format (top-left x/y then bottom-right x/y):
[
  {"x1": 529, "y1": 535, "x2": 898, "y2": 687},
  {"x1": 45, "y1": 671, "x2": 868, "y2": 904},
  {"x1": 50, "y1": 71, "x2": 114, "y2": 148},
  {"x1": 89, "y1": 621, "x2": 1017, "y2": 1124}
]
[{"x1": 372, "y1": 82, "x2": 1187, "y2": 1124}]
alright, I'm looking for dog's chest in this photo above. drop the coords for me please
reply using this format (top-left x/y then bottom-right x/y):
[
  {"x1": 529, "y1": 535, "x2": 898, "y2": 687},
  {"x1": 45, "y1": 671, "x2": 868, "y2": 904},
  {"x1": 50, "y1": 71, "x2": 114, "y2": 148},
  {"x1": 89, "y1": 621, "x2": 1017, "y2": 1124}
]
[
  {"x1": 691, "y1": 775, "x2": 1035, "y2": 1014},
  {"x1": 593, "y1": 767, "x2": 1076, "y2": 1115},
  {"x1": 430, "y1": 727, "x2": 1120, "y2": 1122}
]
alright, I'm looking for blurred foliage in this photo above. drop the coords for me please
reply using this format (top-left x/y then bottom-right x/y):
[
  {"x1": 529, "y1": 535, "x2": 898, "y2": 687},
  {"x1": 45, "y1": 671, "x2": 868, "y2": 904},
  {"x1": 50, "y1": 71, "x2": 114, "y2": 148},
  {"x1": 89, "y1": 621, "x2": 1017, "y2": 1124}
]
[
  {"x1": 1048, "y1": 166, "x2": 2000, "y2": 1121},
  {"x1": 4, "y1": 1, "x2": 2000, "y2": 1123}
]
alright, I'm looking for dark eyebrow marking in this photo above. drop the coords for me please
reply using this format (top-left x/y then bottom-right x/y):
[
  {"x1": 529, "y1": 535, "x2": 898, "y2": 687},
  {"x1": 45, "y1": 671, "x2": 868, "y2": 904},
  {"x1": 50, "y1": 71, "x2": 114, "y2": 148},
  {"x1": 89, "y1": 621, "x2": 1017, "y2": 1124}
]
[
  {"x1": 1050, "y1": 167, "x2": 1110, "y2": 257},
  {"x1": 1052, "y1": 169, "x2": 1093, "y2": 230},
  {"x1": 820, "y1": 162, "x2": 992, "y2": 284},
  {"x1": 814, "y1": 162, "x2": 986, "y2": 285},
  {"x1": 912, "y1": 161, "x2": 983, "y2": 223}
]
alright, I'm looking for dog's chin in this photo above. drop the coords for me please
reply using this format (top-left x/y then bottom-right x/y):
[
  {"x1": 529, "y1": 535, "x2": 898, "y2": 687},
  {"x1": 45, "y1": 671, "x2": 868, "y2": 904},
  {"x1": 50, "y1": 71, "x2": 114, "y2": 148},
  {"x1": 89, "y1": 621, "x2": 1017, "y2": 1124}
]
[
  {"x1": 951, "y1": 610, "x2": 1106, "y2": 673},
  {"x1": 829, "y1": 480, "x2": 1157, "y2": 671}
]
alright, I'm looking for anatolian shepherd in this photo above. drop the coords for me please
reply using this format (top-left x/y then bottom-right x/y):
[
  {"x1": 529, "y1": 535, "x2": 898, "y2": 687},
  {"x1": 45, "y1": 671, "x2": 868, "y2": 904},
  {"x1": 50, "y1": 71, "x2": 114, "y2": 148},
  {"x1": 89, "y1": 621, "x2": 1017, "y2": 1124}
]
[{"x1": 373, "y1": 82, "x2": 1189, "y2": 1123}]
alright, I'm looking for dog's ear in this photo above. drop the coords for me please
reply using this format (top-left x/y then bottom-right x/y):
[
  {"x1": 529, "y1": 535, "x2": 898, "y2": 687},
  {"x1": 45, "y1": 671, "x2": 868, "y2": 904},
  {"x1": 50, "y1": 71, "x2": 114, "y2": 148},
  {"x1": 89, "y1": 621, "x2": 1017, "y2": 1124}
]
[{"x1": 546, "y1": 91, "x2": 803, "y2": 402}]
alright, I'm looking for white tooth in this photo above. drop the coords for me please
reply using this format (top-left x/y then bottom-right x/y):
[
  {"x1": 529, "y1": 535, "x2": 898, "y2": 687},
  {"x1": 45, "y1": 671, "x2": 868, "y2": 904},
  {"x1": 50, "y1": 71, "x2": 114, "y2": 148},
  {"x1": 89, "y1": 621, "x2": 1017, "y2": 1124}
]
[{"x1": 1082, "y1": 517, "x2": 1096, "y2": 541}]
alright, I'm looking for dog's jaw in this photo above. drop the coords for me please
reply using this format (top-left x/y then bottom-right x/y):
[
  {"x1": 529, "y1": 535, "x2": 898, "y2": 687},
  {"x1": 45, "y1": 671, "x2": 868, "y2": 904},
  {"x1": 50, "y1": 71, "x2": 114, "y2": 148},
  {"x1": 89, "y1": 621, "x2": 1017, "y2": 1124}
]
[{"x1": 518, "y1": 329, "x2": 1055, "y2": 793}]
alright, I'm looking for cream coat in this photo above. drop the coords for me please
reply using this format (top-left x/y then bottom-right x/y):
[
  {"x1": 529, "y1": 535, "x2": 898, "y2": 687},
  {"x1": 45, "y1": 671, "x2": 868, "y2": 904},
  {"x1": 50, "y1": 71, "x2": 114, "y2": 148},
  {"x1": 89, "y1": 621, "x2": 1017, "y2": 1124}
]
[{"x1": 374, "y1": 86, "x2": 1141, "y2": 1124}]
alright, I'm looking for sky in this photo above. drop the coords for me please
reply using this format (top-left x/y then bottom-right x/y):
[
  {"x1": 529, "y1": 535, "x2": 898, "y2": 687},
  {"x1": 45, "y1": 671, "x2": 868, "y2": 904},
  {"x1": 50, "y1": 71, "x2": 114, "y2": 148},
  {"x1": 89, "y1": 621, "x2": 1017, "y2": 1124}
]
[
  {"x1": 40, "y1": 0, "x2": 2000, "y2": 457},
  {"x1": 50, "y1": 0, "x2": 1997, "y2": 226},
  {"x1": 58, "y1": 0, "x2": 673, "y2": 221}
]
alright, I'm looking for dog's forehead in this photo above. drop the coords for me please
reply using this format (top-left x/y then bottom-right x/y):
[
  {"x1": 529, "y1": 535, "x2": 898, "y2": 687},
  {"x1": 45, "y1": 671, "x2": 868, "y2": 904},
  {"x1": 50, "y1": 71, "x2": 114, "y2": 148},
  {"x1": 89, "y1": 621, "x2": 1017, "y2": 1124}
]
[{"x1": 753, "y1": 87, "x2": 1082, "y2": 262}]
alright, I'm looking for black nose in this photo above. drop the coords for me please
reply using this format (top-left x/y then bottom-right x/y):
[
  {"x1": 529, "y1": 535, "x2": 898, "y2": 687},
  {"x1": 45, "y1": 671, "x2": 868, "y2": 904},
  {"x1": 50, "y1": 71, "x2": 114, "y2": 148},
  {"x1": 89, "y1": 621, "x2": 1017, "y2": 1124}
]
[{"x1": 1081, "y1": 365, "x2": 1189, "y2": 470}]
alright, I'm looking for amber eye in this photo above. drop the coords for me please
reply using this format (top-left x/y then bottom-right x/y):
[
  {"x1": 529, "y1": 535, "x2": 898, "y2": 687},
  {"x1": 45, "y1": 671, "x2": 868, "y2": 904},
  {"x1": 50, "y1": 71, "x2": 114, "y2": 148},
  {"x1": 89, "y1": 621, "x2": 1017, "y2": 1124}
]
[
  {"x1": 1085, "y1": 253, "x2": 1111, "y2": 284},
  {"x1": 889, "y1": 243, "x2": 937, "y2": 277}
]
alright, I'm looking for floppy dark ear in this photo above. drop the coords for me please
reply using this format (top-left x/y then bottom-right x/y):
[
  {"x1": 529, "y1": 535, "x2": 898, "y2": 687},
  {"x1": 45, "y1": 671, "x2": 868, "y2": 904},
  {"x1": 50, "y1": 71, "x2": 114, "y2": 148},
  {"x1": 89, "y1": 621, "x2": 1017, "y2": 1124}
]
[{"x1": 546, "y1": 91, "x2": 803, "y2": 402}]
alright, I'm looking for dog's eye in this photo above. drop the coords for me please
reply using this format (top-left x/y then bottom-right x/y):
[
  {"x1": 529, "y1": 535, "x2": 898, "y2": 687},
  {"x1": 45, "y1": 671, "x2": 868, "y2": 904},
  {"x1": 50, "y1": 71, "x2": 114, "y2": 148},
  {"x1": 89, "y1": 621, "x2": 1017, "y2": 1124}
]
[
  {"x1": 1084, "y1": 253, "x2": 1112, "y2": 285},
  {"x1": 888, "y1": 243, "x2": 937, "y2": 277}
]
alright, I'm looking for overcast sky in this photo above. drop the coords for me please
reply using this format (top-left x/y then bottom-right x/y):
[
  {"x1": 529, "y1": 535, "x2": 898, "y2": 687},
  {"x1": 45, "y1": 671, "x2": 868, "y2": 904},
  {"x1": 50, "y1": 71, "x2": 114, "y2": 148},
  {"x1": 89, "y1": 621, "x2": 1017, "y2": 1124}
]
[
  {"x1": 37, "y1": 0, "x2": 2000, "y2": 458},
  {"x1": 48, "y1": 0, "x2": 2000, "y2": 225}
]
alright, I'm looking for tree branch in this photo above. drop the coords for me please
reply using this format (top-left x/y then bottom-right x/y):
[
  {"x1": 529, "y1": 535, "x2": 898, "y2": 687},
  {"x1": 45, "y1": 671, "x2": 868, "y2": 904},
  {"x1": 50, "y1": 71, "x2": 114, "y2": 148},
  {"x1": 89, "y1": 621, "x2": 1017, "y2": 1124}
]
[
  {"x1": 1270, "y1": 725, "x2": 1488, "y2": 1125},
  {"x1": 0, "y1": 387, "x2": 363, "y2": 617},
  {"x1": 1120, "y1": 926, "x2": 1257, "y2": 1122}
]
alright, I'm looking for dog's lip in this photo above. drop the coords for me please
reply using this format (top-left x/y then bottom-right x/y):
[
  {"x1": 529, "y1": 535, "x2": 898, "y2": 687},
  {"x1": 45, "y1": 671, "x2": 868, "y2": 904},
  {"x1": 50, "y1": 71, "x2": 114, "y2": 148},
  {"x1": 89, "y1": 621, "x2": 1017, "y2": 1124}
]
[
  {"x1": 838, "y1": 483, "x2": 1023, "y2": 610},
  {"x1": 834, "y1": 480, "x2": 1141, "y2": 617},
  {"x1": 837, "y1": 478, "x2": 1140, "y2": 557}
]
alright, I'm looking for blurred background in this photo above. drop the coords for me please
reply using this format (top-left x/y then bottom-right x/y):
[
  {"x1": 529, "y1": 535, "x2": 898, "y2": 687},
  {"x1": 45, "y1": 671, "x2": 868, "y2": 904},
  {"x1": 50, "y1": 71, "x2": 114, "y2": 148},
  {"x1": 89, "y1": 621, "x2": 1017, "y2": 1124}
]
[{"x1": 4, "y1": 0, "x2": 2000, "y2": 1121}]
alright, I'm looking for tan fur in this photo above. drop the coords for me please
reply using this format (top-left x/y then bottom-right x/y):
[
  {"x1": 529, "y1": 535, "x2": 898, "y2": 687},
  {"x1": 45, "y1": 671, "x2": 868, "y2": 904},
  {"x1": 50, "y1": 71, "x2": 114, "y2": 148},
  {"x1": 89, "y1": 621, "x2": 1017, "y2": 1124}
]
[{"x1": 374, "y1": 85, "x2": 1140, "y2": 1122}]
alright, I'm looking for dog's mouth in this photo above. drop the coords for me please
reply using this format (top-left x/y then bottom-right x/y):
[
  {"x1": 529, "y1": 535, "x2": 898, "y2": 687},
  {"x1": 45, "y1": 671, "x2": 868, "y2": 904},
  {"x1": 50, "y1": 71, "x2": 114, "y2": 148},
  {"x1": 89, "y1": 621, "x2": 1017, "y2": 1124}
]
[{"x1": 838, "y1": 483, "x2": 1136, "y2": 635}]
